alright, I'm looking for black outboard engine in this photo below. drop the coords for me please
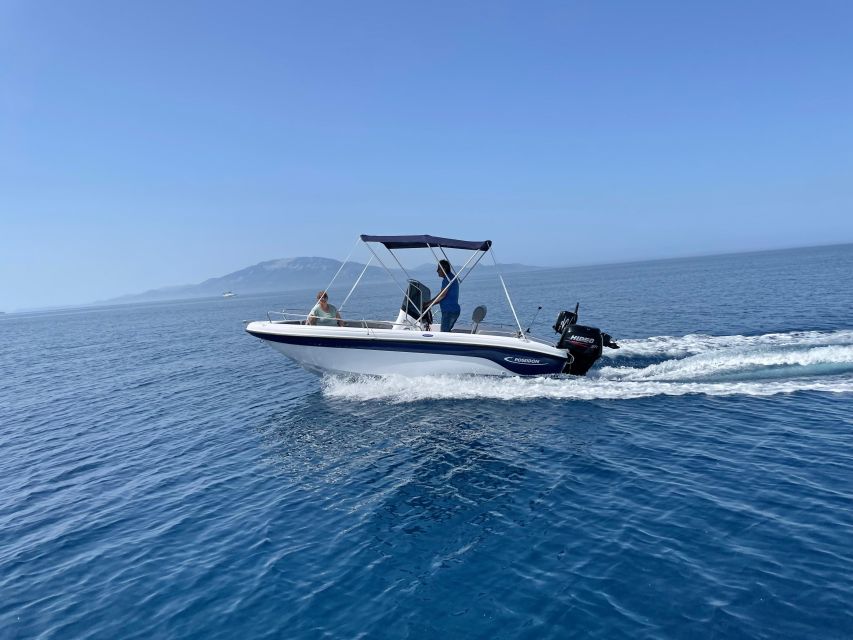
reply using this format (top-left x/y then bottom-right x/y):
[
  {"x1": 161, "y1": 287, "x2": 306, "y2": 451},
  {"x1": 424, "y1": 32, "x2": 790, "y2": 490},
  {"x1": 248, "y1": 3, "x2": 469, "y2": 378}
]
[{"x1": 554, "y1": 305, "x2": 619, "y2": 375}]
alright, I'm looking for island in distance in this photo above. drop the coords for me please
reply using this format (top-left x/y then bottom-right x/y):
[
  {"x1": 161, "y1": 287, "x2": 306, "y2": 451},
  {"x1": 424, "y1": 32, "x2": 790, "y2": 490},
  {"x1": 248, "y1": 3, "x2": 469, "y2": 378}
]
[{"x1": 100, "y1": 257, "x2": 542, "y2": 305}]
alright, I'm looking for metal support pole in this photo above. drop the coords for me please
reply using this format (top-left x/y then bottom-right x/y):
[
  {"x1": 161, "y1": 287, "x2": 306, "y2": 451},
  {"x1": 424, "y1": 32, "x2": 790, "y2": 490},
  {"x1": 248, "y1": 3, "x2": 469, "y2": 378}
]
[
  {"x1": 489, "y1": 249, "x2": 526, "y2": 340},
  {"x1": 416, "y1": 244, "x2": 486, "y2": 324},
  {"x1": 320, "y1": 235, "x2": 360, "y2": 298},
  {"x1": 338, "y1": 255, "x2": 373, "y2": 313},
  {"x1": 363, "y1": 241, "x2": 421, "y2": 326}
]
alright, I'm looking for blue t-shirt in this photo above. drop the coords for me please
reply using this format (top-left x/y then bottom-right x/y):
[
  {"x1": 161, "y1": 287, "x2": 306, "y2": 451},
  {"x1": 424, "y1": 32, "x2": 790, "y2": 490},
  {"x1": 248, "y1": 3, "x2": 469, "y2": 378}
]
[{"x1": 440, "y1": 276, "x2": 461, "y2": 314}]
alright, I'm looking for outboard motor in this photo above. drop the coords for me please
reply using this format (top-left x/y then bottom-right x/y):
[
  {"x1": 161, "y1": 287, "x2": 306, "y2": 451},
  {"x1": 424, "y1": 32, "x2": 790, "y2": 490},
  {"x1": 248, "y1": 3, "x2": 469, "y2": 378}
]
[
  {"x1": 554, "y1": 305, "x2": 619, "y2": 375},
  {"x1": 394, "y1": 279, "x2": 432, "y2": 329}
]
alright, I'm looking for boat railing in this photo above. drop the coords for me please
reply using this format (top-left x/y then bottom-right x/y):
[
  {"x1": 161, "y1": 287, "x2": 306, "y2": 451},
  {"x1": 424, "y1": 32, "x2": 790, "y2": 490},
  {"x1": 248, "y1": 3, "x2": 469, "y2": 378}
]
[
  {"x1": 263, "y1": 310, "x2": 542, "y2": 339},
  {"x1": 265, "y1": 310, "x2": 400, "y2": 330},
  {"x1": 266, "y1": 310, "x2": 308, "y2": 323}
]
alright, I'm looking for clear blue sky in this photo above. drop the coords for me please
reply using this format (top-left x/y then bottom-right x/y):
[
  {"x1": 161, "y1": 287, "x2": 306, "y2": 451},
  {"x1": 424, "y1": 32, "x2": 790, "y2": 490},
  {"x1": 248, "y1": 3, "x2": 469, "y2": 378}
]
[{"x1": 2, "y1": 1, "x2": 851, "y2": 310}]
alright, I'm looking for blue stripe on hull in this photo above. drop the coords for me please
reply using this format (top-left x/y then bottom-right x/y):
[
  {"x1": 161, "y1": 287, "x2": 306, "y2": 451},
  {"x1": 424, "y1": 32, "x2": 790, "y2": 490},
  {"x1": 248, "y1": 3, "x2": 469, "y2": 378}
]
[{"x1": 247, "y1": 329, "x2": 567, "y2": 375}]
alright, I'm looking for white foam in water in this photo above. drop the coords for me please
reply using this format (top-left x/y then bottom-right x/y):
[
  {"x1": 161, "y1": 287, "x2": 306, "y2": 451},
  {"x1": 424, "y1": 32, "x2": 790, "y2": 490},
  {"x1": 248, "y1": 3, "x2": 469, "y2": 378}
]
[
  {"x1": 599, "y1": 345, "x2": 853, "y2": 381},
  {"x1": 606, "y1": 329, "x2": 853, "y2": 359},
  {"x1": 322, "y1": 330, "x2": 853, "y2": 402}
]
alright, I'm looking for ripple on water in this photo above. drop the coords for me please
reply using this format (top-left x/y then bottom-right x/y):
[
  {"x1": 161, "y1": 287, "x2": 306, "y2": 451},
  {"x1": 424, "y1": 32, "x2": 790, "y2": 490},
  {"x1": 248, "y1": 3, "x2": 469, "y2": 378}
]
[{"x1": 2, "y1": 248, "x2": 853, "y2": 638}]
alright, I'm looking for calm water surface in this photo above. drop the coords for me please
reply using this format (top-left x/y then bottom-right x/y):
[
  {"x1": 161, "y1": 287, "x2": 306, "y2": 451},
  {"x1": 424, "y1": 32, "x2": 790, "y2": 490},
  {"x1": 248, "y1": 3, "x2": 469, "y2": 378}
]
[{"x1": 1, "y1": 244, "x2": 852, "y2": 639}]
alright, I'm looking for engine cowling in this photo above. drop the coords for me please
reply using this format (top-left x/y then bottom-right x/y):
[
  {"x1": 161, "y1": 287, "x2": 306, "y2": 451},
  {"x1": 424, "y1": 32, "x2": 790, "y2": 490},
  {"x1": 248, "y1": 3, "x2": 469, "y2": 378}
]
[
  {"x1": 558, "y1": 325, "x2": 604, "y2": 375},
  {"x1": 554, "y1": 308, "x2": 619, "y2": 375}
]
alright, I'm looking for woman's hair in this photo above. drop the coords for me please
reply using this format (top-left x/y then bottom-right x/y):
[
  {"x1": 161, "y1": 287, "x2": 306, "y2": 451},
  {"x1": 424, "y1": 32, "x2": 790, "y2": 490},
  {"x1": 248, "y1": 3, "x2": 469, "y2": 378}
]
[
  {"x1": 438, "y1": 260, "x2": 452, "y2": 276},
  {"x1": 316, "y1": 290, "x2": 328, "y2": 300}
]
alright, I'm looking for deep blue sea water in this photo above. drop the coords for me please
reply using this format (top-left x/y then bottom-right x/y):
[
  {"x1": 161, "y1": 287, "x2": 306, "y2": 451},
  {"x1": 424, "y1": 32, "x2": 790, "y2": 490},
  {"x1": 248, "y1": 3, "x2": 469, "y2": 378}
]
[{"x1": 1, "y1": 244, "x2": 852, "y2": 639}]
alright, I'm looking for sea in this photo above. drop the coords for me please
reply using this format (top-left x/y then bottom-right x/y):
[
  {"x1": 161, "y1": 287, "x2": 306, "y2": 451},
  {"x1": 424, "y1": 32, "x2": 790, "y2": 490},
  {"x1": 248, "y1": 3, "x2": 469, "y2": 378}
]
[{"x1": 1, "y1": 244, "x2": 851, "y2": 639}]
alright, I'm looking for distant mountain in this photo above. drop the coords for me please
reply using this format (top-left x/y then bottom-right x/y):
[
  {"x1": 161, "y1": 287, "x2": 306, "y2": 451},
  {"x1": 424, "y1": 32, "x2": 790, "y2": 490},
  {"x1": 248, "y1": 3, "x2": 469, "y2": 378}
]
[{"x1": 99, "y1": 257, "x2": 543, "y2": 305}]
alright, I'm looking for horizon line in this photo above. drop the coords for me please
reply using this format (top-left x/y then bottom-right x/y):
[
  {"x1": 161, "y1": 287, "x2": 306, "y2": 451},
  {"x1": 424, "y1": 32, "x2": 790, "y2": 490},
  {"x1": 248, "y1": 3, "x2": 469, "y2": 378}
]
[{"x1": 4, "y1": 240, "x2": 851, "y2": 314}]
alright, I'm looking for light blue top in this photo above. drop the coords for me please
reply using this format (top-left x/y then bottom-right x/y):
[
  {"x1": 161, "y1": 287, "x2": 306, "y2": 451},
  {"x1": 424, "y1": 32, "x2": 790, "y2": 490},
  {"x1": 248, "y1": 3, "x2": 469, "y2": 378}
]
[{"x1": 309, "y1": 303, "x2": 339, "y2": 326}]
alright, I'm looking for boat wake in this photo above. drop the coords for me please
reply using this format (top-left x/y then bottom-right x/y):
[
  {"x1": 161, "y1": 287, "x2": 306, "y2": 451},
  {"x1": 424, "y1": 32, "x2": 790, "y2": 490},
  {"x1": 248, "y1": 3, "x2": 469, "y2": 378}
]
[{"x1": 322, "y1": 330, "x2": 853, "y2": 402}]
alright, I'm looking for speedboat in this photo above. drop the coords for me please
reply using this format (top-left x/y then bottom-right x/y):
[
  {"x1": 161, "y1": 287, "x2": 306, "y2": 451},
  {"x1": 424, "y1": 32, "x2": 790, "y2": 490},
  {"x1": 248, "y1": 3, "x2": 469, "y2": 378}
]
[
  {"x1": 245, "y1": 234, "x2": 618, "y2": 377},
  {"x1": 222, "y1": 291, "x2": 237, "y2": 298}
]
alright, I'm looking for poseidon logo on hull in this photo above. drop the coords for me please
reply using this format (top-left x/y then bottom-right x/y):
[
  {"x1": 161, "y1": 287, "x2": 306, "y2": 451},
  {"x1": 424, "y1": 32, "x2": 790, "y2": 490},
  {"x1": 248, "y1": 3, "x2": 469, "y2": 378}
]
[{"x1": 504, "y1": 356, "x2": 545, "y2": 365}]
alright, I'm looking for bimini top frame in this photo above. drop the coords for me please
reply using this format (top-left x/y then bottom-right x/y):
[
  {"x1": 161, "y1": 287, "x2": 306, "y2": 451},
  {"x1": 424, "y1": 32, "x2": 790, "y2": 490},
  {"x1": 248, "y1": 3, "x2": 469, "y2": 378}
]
[{"x1": 327, "y1": 234, "x2": 526, "y2": 339}]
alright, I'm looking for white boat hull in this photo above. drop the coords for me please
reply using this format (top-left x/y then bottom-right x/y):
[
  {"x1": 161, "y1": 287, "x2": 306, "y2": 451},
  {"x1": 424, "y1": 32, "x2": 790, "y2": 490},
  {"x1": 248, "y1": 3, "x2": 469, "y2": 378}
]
[{"x1": 245, "y1": 321, "x2": 569, "y2": 377}]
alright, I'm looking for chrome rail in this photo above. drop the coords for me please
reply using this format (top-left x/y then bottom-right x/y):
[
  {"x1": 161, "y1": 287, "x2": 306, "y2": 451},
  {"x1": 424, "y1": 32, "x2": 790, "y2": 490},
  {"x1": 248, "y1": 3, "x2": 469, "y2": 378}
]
[
  {"x1": 264, "y1": 310, "x2": 399, "y2": 330},
  {"x1": 260, "y1": 310, "x2": 531, "y2": 339}
]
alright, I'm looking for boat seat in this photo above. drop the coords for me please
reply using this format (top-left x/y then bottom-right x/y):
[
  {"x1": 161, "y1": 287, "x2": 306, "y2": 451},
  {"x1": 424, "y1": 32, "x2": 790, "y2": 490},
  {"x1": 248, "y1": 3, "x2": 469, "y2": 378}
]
[{"x1": 471, "y1": 305, "x2": 487, "y2": 333}]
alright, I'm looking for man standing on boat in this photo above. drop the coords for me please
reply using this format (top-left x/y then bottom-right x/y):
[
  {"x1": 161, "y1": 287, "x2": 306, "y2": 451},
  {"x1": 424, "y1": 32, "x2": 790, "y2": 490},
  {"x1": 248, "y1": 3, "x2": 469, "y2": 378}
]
[{"x1": 429, "y1": 260, "x2": 461, "y2": 332}]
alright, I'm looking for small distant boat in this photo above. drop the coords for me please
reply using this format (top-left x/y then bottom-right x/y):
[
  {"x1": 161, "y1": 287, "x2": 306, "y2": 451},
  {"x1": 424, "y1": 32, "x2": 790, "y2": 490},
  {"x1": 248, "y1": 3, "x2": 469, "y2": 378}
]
[{"x1": 222, "y1": 291, "x2": 237, "y2": 298}]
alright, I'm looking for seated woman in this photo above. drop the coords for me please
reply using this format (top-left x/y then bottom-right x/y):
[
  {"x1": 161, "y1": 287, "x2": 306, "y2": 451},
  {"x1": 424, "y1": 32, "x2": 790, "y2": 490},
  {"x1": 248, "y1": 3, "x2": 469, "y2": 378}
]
[{"x1": 307, "y1": 290, "x2": 344, "y2": 327}]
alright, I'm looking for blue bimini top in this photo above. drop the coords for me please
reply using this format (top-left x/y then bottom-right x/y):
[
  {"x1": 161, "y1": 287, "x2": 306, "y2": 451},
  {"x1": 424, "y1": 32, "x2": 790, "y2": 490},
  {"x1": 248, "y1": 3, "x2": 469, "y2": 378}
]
[
  {"x1": 361, "y1": 234, "x2": 491, "y2": 252},
  {"x1": 440, "y1": 276, "x2": 461, "y2": 314}
]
